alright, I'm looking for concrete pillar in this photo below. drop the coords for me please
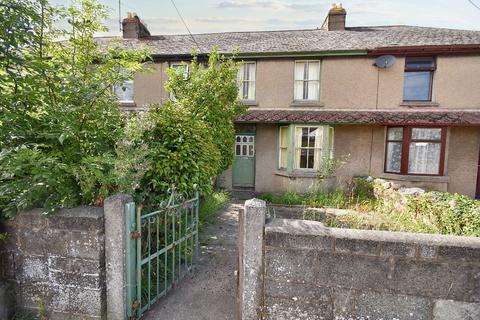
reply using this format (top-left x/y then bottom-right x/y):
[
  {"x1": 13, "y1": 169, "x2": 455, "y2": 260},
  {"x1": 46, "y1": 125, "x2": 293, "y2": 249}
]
[
  {"x1": 0, "y1": 282, "x2": 14, "y2": 319},
  {"x1": 104, "y1": 193, "x2": 134, "y2": 320},
  {"x1": 237, "y1": 198, "x2": 266, "y2": 320}
]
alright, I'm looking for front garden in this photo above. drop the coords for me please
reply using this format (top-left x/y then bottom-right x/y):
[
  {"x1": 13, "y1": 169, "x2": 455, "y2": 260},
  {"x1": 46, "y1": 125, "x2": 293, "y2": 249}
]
[{"x1": 260, "y1": 177, "x2": 480, "y2": 237}]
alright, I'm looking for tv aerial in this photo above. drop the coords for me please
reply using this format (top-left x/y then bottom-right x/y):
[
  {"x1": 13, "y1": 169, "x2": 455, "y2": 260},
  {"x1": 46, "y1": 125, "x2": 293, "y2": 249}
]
[{"x1": 374, "y1": 55, "x2": 396, "y2": 69}]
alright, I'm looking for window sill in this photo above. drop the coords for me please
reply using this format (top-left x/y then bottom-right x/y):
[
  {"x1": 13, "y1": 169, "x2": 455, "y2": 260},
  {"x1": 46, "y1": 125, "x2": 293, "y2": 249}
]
[
  {"x1": 290, "y1": 101, "x2": 325, "y2": 108},
  {"x1": 275, "y1": 170, "x2": 318, "y2": 179},
  {"x1": 241, "y1": 100, "x2": 258, "y2": 106},
  {"x1": 379, "y1": 173, "x2": 449, "y2": 183},
  {"x1": 400, "y1": 101, "x2": 439, "y2": 108}
]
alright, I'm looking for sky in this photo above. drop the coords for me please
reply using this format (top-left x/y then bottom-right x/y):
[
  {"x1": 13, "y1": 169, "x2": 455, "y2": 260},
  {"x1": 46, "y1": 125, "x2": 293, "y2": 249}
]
[{"x1": 50, "y1": 0, "x2": 480, "y2": 36}]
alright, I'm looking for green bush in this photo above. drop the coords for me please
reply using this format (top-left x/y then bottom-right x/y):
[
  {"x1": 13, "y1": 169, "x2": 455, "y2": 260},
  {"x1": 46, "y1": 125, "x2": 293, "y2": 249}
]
[
  {"x1": 199, "y1": 191, "x2": 231, "y2": 228},
  {"x1": 121, "y1": 104, "x2": 221, "y2": 207}
]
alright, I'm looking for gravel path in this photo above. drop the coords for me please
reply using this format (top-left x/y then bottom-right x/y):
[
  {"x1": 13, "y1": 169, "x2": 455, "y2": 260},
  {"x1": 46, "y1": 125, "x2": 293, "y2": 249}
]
[{"x1": 144, "y1": 201, "x2": 241, "y2": 320}]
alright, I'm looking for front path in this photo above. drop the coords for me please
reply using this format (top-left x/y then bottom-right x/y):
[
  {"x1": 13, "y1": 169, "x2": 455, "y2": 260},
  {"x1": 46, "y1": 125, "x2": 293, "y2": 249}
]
[{"x1": 144, "y1": 201, "x2": 241, "y2": 320}]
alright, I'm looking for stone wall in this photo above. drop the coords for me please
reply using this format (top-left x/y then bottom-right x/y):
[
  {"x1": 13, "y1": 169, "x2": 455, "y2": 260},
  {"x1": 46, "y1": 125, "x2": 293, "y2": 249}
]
[
  {"x1": 0, "y1": 206, "x2": 106, "y2": 319},
  {"x1": 263, "y1": 218, "x2": 480, "y2": 320}
]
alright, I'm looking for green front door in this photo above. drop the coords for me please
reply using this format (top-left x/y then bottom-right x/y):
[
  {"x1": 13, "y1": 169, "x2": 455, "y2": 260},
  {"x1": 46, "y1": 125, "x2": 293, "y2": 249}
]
[{"x1": 233, "y1": 134, "x2": 255, "y2": 187}]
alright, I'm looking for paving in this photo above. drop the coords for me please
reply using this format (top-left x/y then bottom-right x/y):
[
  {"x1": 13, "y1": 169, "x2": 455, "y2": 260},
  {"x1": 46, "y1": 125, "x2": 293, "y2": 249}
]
[{"x1": 144, "y1": 201, "x2": 241, "y2": 320}]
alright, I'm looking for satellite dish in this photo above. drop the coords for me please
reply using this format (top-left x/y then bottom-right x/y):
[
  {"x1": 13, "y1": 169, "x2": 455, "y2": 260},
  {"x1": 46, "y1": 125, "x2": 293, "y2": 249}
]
[{"x1": 374, "y1": 55, "x2": 396, "y2": 69}]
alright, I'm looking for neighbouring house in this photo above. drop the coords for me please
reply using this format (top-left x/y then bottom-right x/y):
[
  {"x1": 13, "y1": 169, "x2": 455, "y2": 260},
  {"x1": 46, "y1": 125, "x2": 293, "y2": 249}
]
[{"x1": 107, "y1": 5, "x2": 480, "y2": 198}]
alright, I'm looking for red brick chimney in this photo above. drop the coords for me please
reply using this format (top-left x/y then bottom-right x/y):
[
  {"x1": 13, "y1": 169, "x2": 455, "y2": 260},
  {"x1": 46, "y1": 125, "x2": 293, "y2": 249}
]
[
  {"x1": 122, "y1": 12, "x2": 151, "y2": 39},
  {"x1": 322, "y1": 3, "x2": 346, "y2": 31}
]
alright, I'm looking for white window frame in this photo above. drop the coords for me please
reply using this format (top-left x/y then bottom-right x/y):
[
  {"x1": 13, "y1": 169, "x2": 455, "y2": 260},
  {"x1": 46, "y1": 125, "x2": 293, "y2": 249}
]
[
  {"x1": 235, "y1": 135, "x2": 255, "y2": 158},
  {"x1": 294, "y1": 60, "x2": 321, "y2": 102},
  {"x1": 294, "y1": 126, "x2": 324, "y2": 170},
  {"x1": 237, "y1": 62, "x2": 256, "y2": 102},
  {"x1": 169, "y1": 62, "x2": 189, "y2": 101},
  {"x1": 113, "y1": 69, "x2": 134, "y2": 103}
]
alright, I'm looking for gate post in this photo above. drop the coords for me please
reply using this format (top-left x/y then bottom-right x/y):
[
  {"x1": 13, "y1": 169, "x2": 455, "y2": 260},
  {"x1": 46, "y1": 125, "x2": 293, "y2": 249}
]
[
  {"x1": 237, "y1": 198, "x2": 266, "y2": 320},
  {"x1": 104, "y1": 193, "x2": 134, "y2": 320}
]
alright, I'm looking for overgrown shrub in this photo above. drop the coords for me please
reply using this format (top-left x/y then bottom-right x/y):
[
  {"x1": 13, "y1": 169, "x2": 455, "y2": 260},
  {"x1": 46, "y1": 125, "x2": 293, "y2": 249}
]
[
  {"x1": 119, "y1": 104, "x2": 221, "y2": 207},
  {"x1": 0, "y1": 0, "x2": 148, "y2": 218}
]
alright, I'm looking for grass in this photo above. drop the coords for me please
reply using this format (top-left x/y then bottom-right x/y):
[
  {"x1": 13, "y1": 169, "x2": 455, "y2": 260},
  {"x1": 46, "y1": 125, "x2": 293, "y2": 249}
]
[
  {"x1": 198, "y1": 190, "x2": 231, "y2": 229},
  {"x1": 259, "y1": 178, "x2": 480, "y2": 237}
]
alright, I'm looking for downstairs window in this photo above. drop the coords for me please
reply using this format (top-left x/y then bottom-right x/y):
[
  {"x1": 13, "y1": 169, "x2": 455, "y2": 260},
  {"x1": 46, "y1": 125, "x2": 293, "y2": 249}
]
[{"x1": 385, "y1": 127, "x2": 446, "y2": 176}]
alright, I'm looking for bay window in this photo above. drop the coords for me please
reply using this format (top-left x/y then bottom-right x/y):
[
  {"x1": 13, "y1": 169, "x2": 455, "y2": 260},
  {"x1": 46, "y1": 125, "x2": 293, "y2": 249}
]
[
  {"x1": 237, "y1": 62, "x2": 256, "y2": 101},
  {"x1": 294, "y1": 61, "x2": 320, "y2": 102},
  {"x1": 278, "y1": 125, "x2": 334, "y2": 171},
  {"x1": 385, "y1": 127, "x2": 446, "y2": 176}
]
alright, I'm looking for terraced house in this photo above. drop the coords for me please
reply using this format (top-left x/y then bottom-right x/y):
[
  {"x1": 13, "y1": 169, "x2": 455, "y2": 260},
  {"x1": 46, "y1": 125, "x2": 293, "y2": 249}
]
[{"x1": 109, "y1": 5, "x2": 480, "y2": 198}]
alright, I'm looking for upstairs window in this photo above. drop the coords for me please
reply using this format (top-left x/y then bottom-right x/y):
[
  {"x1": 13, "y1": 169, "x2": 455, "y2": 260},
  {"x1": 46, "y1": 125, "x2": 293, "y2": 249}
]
[
  {"x1": 169, "y1": 62, "x2": 189, "y2": 101},
  {"x1": 385, "y1": 127, "x2": 446, "y2": 176},
  {"x1": 114, "y1": 69, "x2": 134, "y2": 103},
  {"x1": 294, "y1": 61, "x2": 320, "y2": 102},
  {"x1": 237, "y1": 62, "x2": 256, "y2": 101},
  {"x1": 403, "y1": 57, "x2": 435, "y2": 101}
]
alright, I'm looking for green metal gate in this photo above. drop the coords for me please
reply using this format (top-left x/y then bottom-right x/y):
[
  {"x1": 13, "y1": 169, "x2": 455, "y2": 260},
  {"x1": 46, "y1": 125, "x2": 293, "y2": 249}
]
[{"x1": 125, "y1": 185, "x2": 200, "y2": 319}]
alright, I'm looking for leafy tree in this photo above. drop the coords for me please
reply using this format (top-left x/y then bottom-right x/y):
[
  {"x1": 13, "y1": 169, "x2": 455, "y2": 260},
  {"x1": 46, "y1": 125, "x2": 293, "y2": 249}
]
[
  {"x1": 165, "y1": 49, "x2": 246, "y2": 174},
  {"x1": 0, "y1": 0, "x2": 148, "y2": 218}
]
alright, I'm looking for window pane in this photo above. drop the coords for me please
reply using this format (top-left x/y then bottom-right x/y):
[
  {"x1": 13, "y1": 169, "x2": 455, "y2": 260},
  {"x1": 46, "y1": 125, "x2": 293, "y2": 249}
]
[
  {"x1": 308, "y1": 127, "x2": 318, "y2": 147},
  {"x1": 301, "y1": 128, "x2": 309, "y2": 147},
  {"x1": 295, "y1": 62, "x2": 306, "y2": 81},
  {"x1": 411, "y1": 128, "x2": 441, "y2": 140},
  {"x1": 294, "y1": 81, "x2": 304, "y2": 100},
  {"x1": 308, "y1": 62, "x2": 320, "y2": 80},
  {"x1": 307, "y1": 81, "x2": 319, "y2": 100},
  {"x1": 408, "y1": 142, "x2": 441, "y2": 174},
  {"x1": 387, "y1": 127, "x2": 403, "y2": 140},
  {"x1": 403, "y1": 72, "x2": 431, "y2": 101},
  {"x1": 406, "y1": 57, "x2": 435, "y2": 69},
  {"x1": 280, "y1": 148, "x2": 287, "y2": 168},
  {"x1": 243, "y1": 136, "x2": 248, "y2": 143},
  {"x1": 247, "y1": 82, "x2": 255, "y2": 100},
  {"x1": 236, "y1": 136, "x2": 241, "y2": 142},
  {"x1": 236, "y1": 145, "x2": 241, "y2": 156},
  {"x1": 300, "y1": 149, "x2": 308, "y2": 168},
  {"x1": 248, "y1": 145, "x2": 254, "y2": 157},
  {"x1": 247, "y1": 63, "x2": 256, "y2": 81},
  {"x1": 386, "y1": 142, "x2": 402, "y2": 173},
  {"x1": 242, "y1": 145, "x2": 247, "y2": 156},
  {"x1": 307, "y1": 150, "x2": 315, "y2": 169},
  {"x1": 280, "y1": 127, "x2": 288, "y2": 148}
]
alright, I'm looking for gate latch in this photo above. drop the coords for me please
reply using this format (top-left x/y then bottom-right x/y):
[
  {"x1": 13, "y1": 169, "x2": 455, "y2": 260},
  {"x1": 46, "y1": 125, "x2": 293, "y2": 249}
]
[
  {"x1": 130, "y1": 231, "x2": 141, "y2": 240},
  {"x1": 132, "y1": 300, "x2": 140, "y2": 310}
]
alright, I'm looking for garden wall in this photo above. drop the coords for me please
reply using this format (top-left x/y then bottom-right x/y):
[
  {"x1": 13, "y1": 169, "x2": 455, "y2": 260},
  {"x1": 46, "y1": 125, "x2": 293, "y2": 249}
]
[
  {"x1": 238, "y1": 199, "x2": 480, "y2": 320},
  {"x1": 0, "y1": 206, "x2": 106, "y2": 319}
]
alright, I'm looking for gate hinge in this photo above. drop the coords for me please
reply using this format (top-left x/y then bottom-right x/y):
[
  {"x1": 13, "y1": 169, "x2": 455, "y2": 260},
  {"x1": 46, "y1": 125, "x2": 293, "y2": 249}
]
[{"x1": 130, "y1": 231, "x2": 141, "y2": 240}]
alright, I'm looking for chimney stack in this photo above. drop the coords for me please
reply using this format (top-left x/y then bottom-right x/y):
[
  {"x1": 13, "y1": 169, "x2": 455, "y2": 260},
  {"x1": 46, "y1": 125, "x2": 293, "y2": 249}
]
[
  {"x1": 322, "y1": 3, "x2": 346, "y2": 31},
  {"x1": 122, "y1": 12, "x2": 151, "y2": 39}
]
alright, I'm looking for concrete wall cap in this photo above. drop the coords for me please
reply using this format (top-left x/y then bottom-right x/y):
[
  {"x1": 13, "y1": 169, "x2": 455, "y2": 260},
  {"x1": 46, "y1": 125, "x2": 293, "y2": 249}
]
[{"x1": 245, "y1": 198, "x2": 267, "y2": 208}]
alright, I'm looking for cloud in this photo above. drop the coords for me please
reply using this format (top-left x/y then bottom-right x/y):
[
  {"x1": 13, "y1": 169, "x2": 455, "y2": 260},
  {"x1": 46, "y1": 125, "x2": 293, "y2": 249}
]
[{"x1": 216, "y1": 0, "x2": 329, "y2": 11}]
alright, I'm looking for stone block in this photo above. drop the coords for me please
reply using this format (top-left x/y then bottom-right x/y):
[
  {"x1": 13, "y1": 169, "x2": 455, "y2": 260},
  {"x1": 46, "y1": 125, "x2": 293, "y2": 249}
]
[
  {"x1": 433, "y1": 299, "x2": 480, "y2": 320},
  {"x1": 437, "y1": 245, "x2": 480, "y2": 264},
  {"x1": 316, "y1": 252, "x2": 390, "y2": 291},
  {"x1": 331, "y1": 287, "x2": 358, "y2": 317},
  {"x1": 17, "y1": 255, "x2": 49, "y2": 283},
  {"x1": 50, "y1": 270, "x2": 101, "y2": 289},
  {"x1": 16, "y1": 228, "x2": 68, "y2": 256},
  {"x1": 266, "y1": 231, "x2": 332, "y2": 251},
  {"x1": 417, "y1": 244, "x2": 437, "y2": 259},
  {"x1": 265, "y1": 280, "x2": 323, "y2": 299},
  {"x1": 393, "y1": 259, "x2": 480, "y2": 302},
  {"x1": 265, "y1": 248, "x2": 316, "y2": 283},
  {"x1": 47, "y1": 206, "x2": 104, "y2": 232},
  {"x1": 334, "y1": 237, "x2": 381, "y2": 256},
  {"x1": 49, "y1": 256, "x2": 102, "y2": 275},
  {"x1": 342, "y1": 290, "x2": 432, "y2": 320},
  {"x1": 382, "y1": 241, "x2": 417, "y2": 257},
  {"x1": 68, "y1": 231, "x2": 104, "y2": 260},
  {"x1": 68, "y1": 286, "x2": 104, "y2": 316},
  {"x1": 265, "y1": 290, "x2": 333, "y2": 320}
]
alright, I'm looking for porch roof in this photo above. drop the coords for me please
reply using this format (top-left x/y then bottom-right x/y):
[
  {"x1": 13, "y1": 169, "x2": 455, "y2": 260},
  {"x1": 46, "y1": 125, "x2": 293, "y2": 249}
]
[{"x1": 235, "y1": 109, "x2": 480, "y2": 126}]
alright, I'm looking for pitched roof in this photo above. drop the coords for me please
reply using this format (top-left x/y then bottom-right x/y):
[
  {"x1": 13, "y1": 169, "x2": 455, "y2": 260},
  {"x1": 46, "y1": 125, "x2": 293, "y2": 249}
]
[
  {"x1": 236, "y1": 109, "x2": 480, "y2": 126},
  {"x1": 97, "y1": 25, "x2": 480, "y2": 56}
]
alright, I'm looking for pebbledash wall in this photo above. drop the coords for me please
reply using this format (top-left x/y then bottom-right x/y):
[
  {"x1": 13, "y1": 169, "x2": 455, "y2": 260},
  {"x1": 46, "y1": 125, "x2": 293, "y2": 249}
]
[
  {"x1": 0, "y1": 193, "x2": 133, "y2": 320},
  {"x1": 238, "y1": 199, "x2": 480, "y2": 320}
]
